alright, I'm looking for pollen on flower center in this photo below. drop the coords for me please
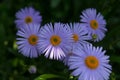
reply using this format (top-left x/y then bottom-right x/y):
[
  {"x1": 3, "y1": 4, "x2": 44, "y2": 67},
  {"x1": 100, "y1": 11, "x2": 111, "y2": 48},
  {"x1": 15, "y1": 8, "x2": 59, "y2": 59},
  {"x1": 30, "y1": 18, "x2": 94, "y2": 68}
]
[
  {"x1": 72, "y1": 34, "x2": 79, "y2": 42},
  {"x1": 25, "y1": 16, "x2": 33, "y2": 23},
  {"x1": 50, "y1": 35, "x2": 61, "y2": 46},
  {"x1": 90, "y1": 20, "x2": 98, "y2": 30},
  {"x1": 28, "y1": 35, "x2": 38, "y2": 45},
  {"x1": 85, "y1": 56, "x2": 99, "y2": 69}
]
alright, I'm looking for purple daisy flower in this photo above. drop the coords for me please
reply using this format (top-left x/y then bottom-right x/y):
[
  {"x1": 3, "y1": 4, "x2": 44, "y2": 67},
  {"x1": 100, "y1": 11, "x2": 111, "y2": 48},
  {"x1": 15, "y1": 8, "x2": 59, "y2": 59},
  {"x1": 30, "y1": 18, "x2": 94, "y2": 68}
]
[
  {"x1": 15, "y1": 7, "x2": 42, "y2": 29},
  {"x1": 38, "y1": 23, "x2": 72, "y2": 60},
  {"x1": 68, "y1": 44, "x2": 112, "y2": 80},
  {"x1": 16, "y1": 24, "x2": 41, "y2": 58},
  {"x1": 66, "y1": 23, "x2": 91, "y2": 50},
  {"x1": 63, "y1": 23, "x2": 91, "y2": 65},
  {"x1": 80, "y1": 8, "x2": 107, "y2": 42}
]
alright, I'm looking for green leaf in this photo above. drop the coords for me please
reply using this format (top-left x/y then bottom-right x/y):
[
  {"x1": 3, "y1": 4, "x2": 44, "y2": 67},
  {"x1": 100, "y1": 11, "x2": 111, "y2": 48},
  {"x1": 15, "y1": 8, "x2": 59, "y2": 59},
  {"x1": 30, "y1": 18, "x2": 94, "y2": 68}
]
[{"x1": 34, "y1": 74, "x2": 62, "y2": 80}]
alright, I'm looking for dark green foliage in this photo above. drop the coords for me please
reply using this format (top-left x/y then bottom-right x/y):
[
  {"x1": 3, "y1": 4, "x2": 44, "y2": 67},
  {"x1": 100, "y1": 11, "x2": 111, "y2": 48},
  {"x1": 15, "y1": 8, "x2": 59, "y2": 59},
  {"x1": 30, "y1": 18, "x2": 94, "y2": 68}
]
[{"x1": 0, "y1": 0, "x2": 120, "y2": 80}]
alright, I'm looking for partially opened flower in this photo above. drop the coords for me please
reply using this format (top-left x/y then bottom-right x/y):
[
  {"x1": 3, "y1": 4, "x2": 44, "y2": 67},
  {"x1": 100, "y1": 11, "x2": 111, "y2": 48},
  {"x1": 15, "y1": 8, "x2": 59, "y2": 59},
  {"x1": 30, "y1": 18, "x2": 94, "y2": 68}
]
[
  {"x1": 15, "y1": 7, "x2": 42, "y2": 29},
  {"x1": 16, "y1": 24, "x2": 41, "y2": 58},
  {"x1": 38, "y1": 23, "x2": 72, "y2": 60},
  {"x1": 66, "y1": 23, "x2": 90, "y2": 50},
  {"x1": 68, "y1": 44, "x2": 112, "y2": 80},
  {"x1": 80, "y1": 8, "x2": 107, "y2": 42},
  {"x1": 28, "y1": 65, "x2": 37, "y2": 74}
]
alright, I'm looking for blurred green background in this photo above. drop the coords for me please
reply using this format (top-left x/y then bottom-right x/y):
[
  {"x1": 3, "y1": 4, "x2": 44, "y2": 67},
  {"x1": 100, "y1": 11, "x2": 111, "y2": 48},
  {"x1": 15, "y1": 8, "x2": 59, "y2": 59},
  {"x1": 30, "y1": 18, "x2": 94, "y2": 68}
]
[{"x1": 0, "y1": 0, "x2": 120, "y2": 80}]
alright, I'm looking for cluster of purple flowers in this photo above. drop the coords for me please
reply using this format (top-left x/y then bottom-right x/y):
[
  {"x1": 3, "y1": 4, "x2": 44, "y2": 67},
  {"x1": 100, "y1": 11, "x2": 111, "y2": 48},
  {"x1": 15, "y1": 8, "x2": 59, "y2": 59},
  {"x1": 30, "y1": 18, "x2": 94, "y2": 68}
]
[{"x1": 15, "y1": 7, "x2": 111, "y2": 80}]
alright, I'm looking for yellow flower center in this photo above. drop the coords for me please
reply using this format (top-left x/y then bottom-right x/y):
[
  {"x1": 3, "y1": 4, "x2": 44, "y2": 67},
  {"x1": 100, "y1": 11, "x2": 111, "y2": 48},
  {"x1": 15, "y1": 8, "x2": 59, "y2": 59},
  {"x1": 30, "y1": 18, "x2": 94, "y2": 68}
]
[
  {"x1": 85, "y1": 56, "x2": 99, "y2": 69},
  {"x1": 50, "y1": 35, "x2": 61, "y2": 46},
  {"x1": 72, "y1": 34, "x2": 79, "y2": 42},
  {"x1": 25, "y1": 16, "x2": 33, "y2": 24},
  {"x1": 28, "y1": 35, "x2": 38, "y2": 45},
  {"x1": 90, "y1": 20, "x2": 98, "y2": 30}
]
